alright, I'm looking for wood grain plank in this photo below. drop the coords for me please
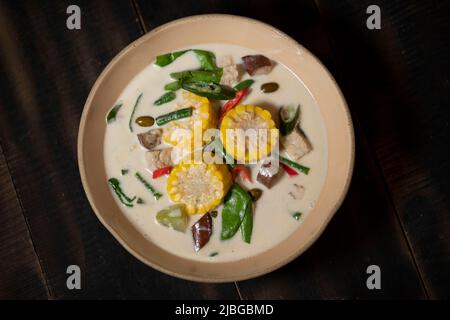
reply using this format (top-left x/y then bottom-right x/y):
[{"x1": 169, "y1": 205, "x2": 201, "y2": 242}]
[
  {"x1": 0, "y1": 145, "x2": 49, "y2": 299},
  {"x1": 314, "y1": 0, "x2": 450, "y2": 298},
  {"x1": 0, "y1": 0, "x2": 238, "y2": 299},
  {"x1": 136, "y1": 0, "x2": 426, "y2": 298}
]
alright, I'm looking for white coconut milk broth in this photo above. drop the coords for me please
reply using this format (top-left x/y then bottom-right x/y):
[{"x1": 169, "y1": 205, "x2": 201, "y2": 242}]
[{"x1": 104, "y1": 43, "x2": 328, "y2": 262}]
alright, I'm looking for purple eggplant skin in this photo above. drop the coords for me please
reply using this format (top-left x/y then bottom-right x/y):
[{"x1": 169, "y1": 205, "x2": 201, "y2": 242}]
[
  {"x1": 241, "y1": 55, "x2": 273, "y2": 76},
  {"x1": 191, "y1": 212, "x2": 213, "y2": 252}
]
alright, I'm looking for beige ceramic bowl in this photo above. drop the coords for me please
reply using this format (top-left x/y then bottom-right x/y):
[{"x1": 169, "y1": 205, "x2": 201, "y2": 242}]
[{"x1": 78, "y1": 14, "x2": 354, "y2": 282}]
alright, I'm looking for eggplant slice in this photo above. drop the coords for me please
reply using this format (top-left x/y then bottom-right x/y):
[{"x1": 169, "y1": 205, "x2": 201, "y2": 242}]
[
  {"x1": 242, "y1": 54, "x2": 273, "y2": 76},
  {"x1": 191, "y1": 212, "x2": 213, "y2": 252}
]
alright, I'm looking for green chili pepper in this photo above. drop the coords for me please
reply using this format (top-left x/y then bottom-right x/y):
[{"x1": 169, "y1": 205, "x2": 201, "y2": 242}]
[
  {"x1": 156, "y1": 204, "x2": 188, "y2": 232},
  {"x1": 155, "y1": 50, "x2": 189, "y2": 67},
  {"x1": 108, "y1": 178, "x2": 136, "y2": 207},
  {"x1": 154, "y1": 91, "x2": 176, "y2": 106},
  {"x1": 279, "y1": 105, "x2": 300, "y2": 136},
  {"x1": 221, "y1": 184, "x2": 252, "y2": 241},
  {"x1": 192, "y1": 49, "x2": 217, "y2": 71},
  {"x1": 233, "y1": 79, "x2": 254, "y2": 91},
  {"x1": 135, "y1": 172, "x2": 162, "y2": 200},
  {"x1": 170, "y1": 69, "x2": 223, "y2": 83},
  {"x1": 129, "y1": 93, "x2": 143, "y2": 132},
  {"x1": 106, "y1": 103, "x2": 123, "y2": 124},
  {"x1": 279, "y1": 155, "x2": 310, "y2": 175},
  {"x1": 155, "y1": 107, "x2": 193, "y2": 126},
  {"x1": 182, "y1": 81, "x2": 235, "y2": 100},
  {"x1": 164, "y1": 81, "x2": 182, "y2": 91}
]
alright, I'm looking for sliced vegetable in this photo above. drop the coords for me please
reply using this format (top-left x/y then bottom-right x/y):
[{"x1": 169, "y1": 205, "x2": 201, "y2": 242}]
[
  {"x1": 221, "y1": 184, "x2": 252, "y2": 241},
  {"x1": 280, "y1": 127, "x2": 313, "y2": 161},
  {"x1": 233, "y1": 79, "x2": 254, "y2": 91},
  {"x1": 156, "y1": 107, "x2": 193, "y2": 126},
  {"x1": 209, "y1": 252, "x2": 219, "y2": 257},
  {"x1": 218, "y1": 88, "x2": 249, "y2": 123},
  {"x1": 292, "y1": 212, "x2": 302, "y2": 220},
  {"x1": 152, "y1": 166, "x2": 173, "y2": 179},
  {"x1": 155, "y1": 50, "x2": 189, "y2": 67},
  {"x1": 167, "y1": 163, "x2": 232, "y2": 215},
  {"x1": 231, "y1": 164, "x2": 252, "y2": 183},
  {"x1": 106, "y1": 103, "x2": 123, "y2": 124},
  {"x1": 136, "y1": 198, "x2": 144, "y2": 204},
  {"x1": 181, "y1": 81, "x2": 235, "y2": 100},
  {"x1": 135, "y1": 172, "x2": 162, "y2": 200},
  {"x1": 220, "y1": 105, "x2": 278, "y2": 163},
  {"x1": 260, "y1": 82, "x2": 279, "y2": 93},
  {"x1": 279, "y1": 105, "x2": 300, "y2": 136},
  {"x1": 170, "y1": 69, "x2": 223, "y2": 83},
  {"x1": 135, "y1": 116, "x2": 155, "y2": 127},
  {"x1": 108, "y1": 178, "x2": 136, "y2": 207},
  {"x1": 154, "y1": 91, "x2": 176, "y2": 106},
  {"x1": 121, "y1": 169, "x2": 129, "y2": 176},
  {"x1": 164, "y1": 81, "x2": 182, "y2": 91},
  {"x1": 146, "y1": 148, "x2": 173, "y2": 173},
  {"x1": 279, "y1": 155, "x2": 310, "y2": 175},
  {"x1": 281, "y1": 163, "x2": 299, "y2": 177},
  {"x1": 191, "y1": 212, "x2": 213, "y2": 252},
  {"x1": 137, "y1": 128, "x2": 162, "y2": 150},
  {"x1": 248, "y1": 188, "x2": 263, "y2": 201},
  {"x1": 129, "y1": 93, "x2": 143, "y2": 132},
  {"x1": 256, "y1": 158, "x2": 280, "y2": 188},
  {"x1": 242, "y1": 54, "x2": 273, "y2": 76},
  {"x1": 156, "y1": 204, "x2": 188, "y2": 232}
]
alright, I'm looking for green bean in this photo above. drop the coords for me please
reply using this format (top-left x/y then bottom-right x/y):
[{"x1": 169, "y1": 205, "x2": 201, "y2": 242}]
[
  {"x1": 154, "y1": 92, "x2": 176, "y2": 106},
  {"x1": 182, "y1": 81, "x2": 235, "y2": 100},
  {"x1": 156, "y1": 107, "x2": 193, "y2": 126},
  {"x1": 279, "y1": 155, "x2": 310, "y2": 175},
  {"x1": 164, "y1": 81, "x2": 182, "y2": 91},
  {"x1": 129, "y1": 93, "x2": 143, "y2": 132},
  {"x1": 135, "y1": 172, "x2": 162, "y2": 200},
  {"x1": 170, "y1": 69, "x2": 223, "y2": 83}
]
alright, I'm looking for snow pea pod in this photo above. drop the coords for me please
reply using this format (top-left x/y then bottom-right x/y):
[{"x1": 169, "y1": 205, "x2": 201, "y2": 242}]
[
  {"x1": 154, "y1": 91, "x2": 176, "y2": 106},
  {"x1": 220, "y1": 184, "x2": 252, "y2": 241}
]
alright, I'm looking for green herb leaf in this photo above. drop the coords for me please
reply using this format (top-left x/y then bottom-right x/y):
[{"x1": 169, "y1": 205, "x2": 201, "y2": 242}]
[
  {"x1": 209, "y1": 252, "x2": 219, "y2": 257},
  {"x1": 108, "y1": 178, "x2": 136, "y2": 207},
  {"x1": 106, "y1": 103, "x2": 123, "y2": 124},
  {"x1": 121, "y1": 169, "x2": 129, "y2": 175}
]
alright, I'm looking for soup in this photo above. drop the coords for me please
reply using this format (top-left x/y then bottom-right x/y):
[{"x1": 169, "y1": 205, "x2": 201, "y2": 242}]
[{"x1": 104, "y1": 43, "x2": 327, "y2": 262}]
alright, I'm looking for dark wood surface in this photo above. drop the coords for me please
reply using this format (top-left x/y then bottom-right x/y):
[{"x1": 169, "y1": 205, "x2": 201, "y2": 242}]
[{"x1": 0, "y1": 0, "x2": 448, "y2": 299}]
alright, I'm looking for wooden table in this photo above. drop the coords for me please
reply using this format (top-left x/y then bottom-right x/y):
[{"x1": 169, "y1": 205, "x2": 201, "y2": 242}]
[{"x1": 0, "y1": 0, "x2": 448, "y2": 299}]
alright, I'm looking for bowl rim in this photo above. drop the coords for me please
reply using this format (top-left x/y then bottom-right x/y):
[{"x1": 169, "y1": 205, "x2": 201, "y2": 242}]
[{"x1": 77, "y1": 13, "x2": 355, "y2": 283}]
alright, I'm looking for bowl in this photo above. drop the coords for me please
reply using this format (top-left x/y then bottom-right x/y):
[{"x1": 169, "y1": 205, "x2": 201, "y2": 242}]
[{"x1": 78, "y1": 14, "x2": 354, "y2": 282}]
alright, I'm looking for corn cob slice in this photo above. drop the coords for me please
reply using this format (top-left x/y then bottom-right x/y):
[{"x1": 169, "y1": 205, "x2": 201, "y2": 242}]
[
  {"x1": 167, "y1": 163, "x2": 232, "y2": 215},
  {"x1": 162, "y1": 91, "x2": 217, "y2": 151},
  {"x1": 220, "y1": 104, "x2": 278, "y2": 163}
]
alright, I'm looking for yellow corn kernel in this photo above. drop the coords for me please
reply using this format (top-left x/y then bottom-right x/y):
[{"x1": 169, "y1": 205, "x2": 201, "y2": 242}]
[
  {"x1": 167, "y1": 163, "x2": 232, "y2": 215},
  {"x1": 220, "y1": 104, "x2": 278, "y2": 163},
  {"x1": 163, "y1": 91, "x2": 216, "y2": 150}
]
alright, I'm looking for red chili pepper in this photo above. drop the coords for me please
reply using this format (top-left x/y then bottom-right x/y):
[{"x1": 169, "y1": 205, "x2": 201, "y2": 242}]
[
  {"x1": 152, "y1": 166, "x2": 173, "y2": 179},
  {"x1": 281, "y1": 163, "x2": 298, "y2": 177},
  {"x1": 219, "y1": 88, "x2": 249, "y2": 123},
  {"x1": 231, "y1": 164, "x2": 252, "y2": 182}
]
